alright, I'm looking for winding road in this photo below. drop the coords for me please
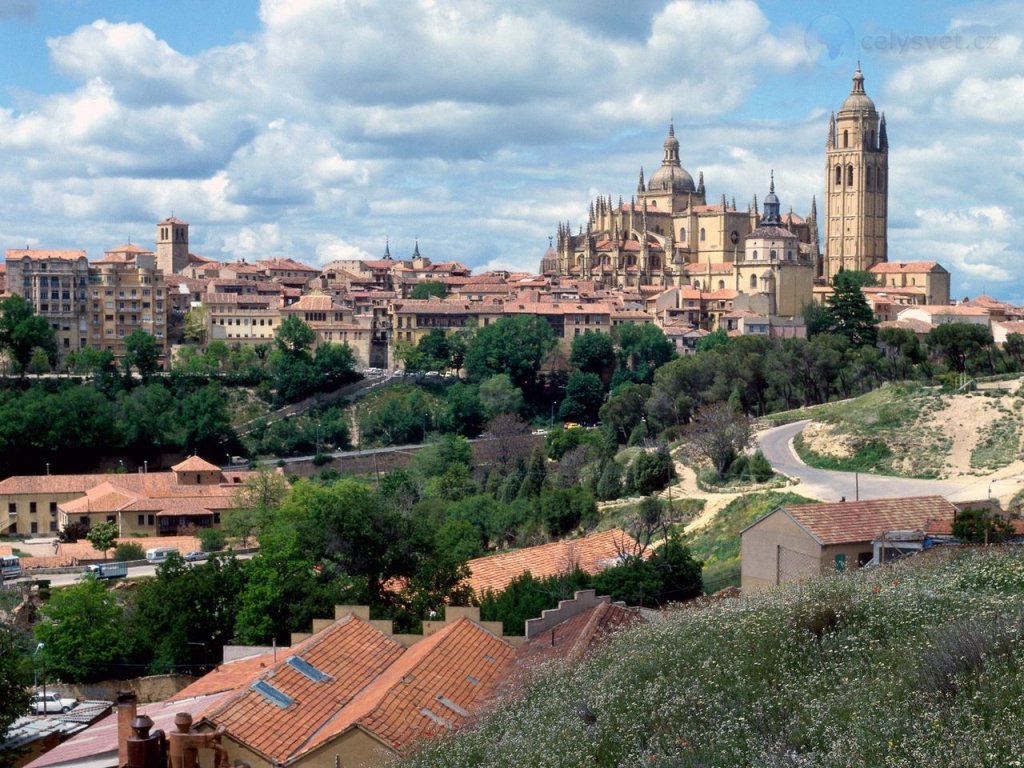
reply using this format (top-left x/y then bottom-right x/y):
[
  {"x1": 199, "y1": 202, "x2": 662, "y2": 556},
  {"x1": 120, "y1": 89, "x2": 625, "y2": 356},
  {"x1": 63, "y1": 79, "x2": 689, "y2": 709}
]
[{"x1": 757, "y1": 420, "x2": 1015, "y2": 504}]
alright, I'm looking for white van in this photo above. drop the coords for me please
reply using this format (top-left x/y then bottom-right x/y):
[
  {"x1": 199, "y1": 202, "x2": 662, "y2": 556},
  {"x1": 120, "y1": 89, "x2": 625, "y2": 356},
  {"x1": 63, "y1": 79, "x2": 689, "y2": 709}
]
[{"x1": 145, "y1": 547, "x2": 178, "y2": 563}]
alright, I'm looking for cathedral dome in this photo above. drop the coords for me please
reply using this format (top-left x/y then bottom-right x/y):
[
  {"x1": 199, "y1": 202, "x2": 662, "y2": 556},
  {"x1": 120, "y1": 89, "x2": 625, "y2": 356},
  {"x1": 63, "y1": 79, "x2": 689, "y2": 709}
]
[
  {"x1": 839, "y1": 66, "x2": 876, "y2": 113},
  {"x1": 648, "y1": 164, "x2": 696, "y2": 193},
  {"x1": 647, "y1": 123, "x2": 695, "y2": 193}
]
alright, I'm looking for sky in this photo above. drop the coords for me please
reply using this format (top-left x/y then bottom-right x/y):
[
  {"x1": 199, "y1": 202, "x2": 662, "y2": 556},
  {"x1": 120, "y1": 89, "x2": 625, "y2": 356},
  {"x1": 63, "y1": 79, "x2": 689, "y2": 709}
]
[{"x1": 0, "y1": 0, "x2": 1020, "y2": 301}]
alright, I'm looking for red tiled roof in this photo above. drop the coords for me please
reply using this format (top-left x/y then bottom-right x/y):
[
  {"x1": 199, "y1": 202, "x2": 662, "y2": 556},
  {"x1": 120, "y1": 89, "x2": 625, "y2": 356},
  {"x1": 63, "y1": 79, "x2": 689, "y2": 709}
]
[
  {"x1": 778, "y1": 496, "x2": 957, "y2": 546},
  {"x1": 868, "y1": 261, "x2": 945, "y2": 274},
  {"x1": 313, "y1": 618, "x2": 514, "y2": 755},
  {"x1": 467, "y1": 529, "x2": 637, "y2": 596},
  {"x1": 171, "y1": 456, "x2": 222, "y2": 473},
  {"x1": 206, "y1": 616, "x2": 405, "y2": 763},
  {"x1": 171, "y1": 652, "x2": 279, "y2": 700}
]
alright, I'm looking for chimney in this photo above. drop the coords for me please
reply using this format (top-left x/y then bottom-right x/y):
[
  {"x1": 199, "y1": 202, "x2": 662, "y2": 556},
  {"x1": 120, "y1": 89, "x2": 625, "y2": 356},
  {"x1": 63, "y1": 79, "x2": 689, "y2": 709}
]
[{"x1": 117, "y1": 690, "x2": 138, "y2": 768}]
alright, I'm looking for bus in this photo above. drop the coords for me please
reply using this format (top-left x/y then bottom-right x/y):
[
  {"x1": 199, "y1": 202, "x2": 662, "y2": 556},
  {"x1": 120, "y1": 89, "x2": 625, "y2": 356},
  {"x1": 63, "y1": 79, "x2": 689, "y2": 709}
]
[{"x1": 0, "y1": 555, "x2": 22, "y2": 582}]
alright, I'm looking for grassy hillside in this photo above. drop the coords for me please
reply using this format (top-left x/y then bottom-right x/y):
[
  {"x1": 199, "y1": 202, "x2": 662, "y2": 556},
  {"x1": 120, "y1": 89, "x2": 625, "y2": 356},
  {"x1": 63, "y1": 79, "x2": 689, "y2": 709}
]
[
  {"x1": 403, "y1": 548, "x2": 1024, "y2": 767},
  {"x1": 683, "y1": 491, "x2": 815, "y2": 594}
]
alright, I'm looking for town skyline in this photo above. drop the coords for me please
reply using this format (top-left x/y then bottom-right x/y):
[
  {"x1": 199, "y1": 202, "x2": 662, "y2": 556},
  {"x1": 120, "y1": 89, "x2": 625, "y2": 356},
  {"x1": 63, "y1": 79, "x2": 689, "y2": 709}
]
[{"x1": 0, "y1": 1, "x2": 1019, "y2": 299}]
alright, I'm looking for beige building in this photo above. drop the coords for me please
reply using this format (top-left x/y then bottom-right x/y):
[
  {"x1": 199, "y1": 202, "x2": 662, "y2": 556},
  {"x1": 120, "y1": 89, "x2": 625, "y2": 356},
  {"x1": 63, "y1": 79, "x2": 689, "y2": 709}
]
[
  {"x1": 823, "y1": 66, "x2": 889, "y2": 281},
  {"x1": 0, "y1": 456, "x2": 256, "y2": 537},
  {"x1": 5, "y1": 249, "x2": 90, "y2": 357},
  {"x1": 740, "y1": 496, "x2": 956, "y2": 592},
  {"x1": 88, "y1": 245, "x2": 168, "y2": 360},
  {"x1": 279, "y1": 293, "x2": 371, "y2": 365},
  {"x1": 868, "y1": 261, "x2": 950, "y2": 306}
]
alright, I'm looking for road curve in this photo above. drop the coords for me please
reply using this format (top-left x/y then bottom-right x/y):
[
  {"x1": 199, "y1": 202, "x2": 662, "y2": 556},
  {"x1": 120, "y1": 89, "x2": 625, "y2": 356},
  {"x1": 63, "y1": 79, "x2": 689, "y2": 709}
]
[{"x1": 757, "y1": 420, "x2": 1006, "y2": 503}]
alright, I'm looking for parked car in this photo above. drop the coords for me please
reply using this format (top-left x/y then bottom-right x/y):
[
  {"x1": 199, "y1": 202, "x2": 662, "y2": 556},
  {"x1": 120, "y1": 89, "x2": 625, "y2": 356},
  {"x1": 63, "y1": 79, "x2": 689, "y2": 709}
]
[
  {"x1": 31, "y1": 692, "x2": 77, "y2": 714},
  {"x1": 184, "y1": 551, "x2": 209, "y2": 563}
]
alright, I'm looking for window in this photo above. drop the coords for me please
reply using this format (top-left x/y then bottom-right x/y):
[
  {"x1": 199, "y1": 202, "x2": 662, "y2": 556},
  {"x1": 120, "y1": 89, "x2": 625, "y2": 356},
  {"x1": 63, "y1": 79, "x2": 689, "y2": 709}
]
[
  {"x1": 147, "y1": 514, "x2": 155, "y2": 526},
  {"x1": 843, "y1": 129, "x2": 848, "y2": 148},
  {"x1": 835, "y1": 165, "x2": 842, "y2": 187},
  {"x1": 751, "y1": 250, "x2": 758, "y2": 260},
  {"x1": 834, "y1": 553, "x2": 847, "y2": 572},
  {"x1": 679, "y1": 227, "x2": 686, "y2": 240},
  {"x1": 699, "y1": 228, "x2": 706, "y2": 242},
  {"x1": 49, "y1": 521, "x2": 57, "y2": 532},
  {"x1": 770, "y1": 250, "x2": 777, "y2": 260},
  {"x1": 29, "y1": 502, "x2": 36, "y2": 514},
  {"x1": 7, "y1": 502, "x2": 15, "y2": 515},
  {"x1": 50, "y1": 502, "x2": 57, "y2": 514},
  {"x1": 718, "y1": 280, "x2": 725, "y2": 290},
  {"x1": 750, "y1": 274, "x2": 758, "y2": 289},
  {"x1": 847, "y1": 165, "x2": 854, "y2": 186},
  {"x1": 138, "y1": 514, "x2": 145, "y2": 526},
  {"x1": 106, "y1": 515, "x2": 115, "y2": 523},
  {"x1": 80, "y1": 516, "x2": 89, "y2": 525},
  {"x1": 31, "y1": 522, "x2": 38, "y2": 534},
  {"x1": 865, "y1": 167, "x2": 872, "y2": 189}
]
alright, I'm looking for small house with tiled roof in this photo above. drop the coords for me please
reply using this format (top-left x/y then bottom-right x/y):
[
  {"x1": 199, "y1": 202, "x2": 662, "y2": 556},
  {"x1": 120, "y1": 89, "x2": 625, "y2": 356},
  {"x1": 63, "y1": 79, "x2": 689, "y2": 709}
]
[{"x1": 740, "y1": 495, "x2": 957, "y2": 591}]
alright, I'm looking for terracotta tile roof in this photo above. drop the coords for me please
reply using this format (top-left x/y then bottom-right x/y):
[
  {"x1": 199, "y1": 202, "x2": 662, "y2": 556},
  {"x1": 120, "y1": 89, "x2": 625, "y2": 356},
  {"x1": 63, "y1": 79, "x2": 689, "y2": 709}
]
[
  {"x1": 466, "y1": 529, "x2": 637, "y2": 596},
  {"x1": 899, "y1": 304, "x2": 989, "y2": 318},
  {"x1": 205, "y1": 616, "x2": 405, "y2": 764},
  {"x1": 878, "y1": 318, "x2": 934, "y2": 334},
  {"x1": 778, "y1": 496, "x2": 957, "y2": 546},
  {"x1": 311, "y1": 618, "x2": 514, "y2": 756},
  {"x1": 171, "y1": 652, "x2": 279, "y2": 700},
  {"x1": 868, "y1": 261, "x2": 945, "y2": 273},
  {"x1": 58, "y1": 482, "x2": 139, "y2": 514},
  {"x1": 256, "y1": 258, "x2": 319, "y2": 273},
  {"x1": 171, "y1": 456, "x2": 222, "y2": 473}
]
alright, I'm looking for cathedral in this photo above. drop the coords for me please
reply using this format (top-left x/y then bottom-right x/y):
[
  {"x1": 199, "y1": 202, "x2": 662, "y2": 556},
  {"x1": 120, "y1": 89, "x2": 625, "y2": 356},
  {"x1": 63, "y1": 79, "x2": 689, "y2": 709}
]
[{"x1": 542, "y1": 67, "x2": 888, "y2": 315}]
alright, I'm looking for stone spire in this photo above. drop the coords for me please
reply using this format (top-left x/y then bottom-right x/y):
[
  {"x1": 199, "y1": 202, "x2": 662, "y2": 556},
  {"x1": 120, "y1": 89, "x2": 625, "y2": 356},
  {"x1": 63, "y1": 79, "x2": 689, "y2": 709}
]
[
  {"x1": 413, "y1": 239, "x2": 421, "y2": 259},
  {"x1": 879, "y1": 113, "x2": 888, "y2": 150},
  {"x1": 827, "y1": 111, "x2": 836, "y2": 149},
  {"x1": 383, "y1": 239, "x2": 392, "y2": 260},
  {"x1": 637, "y1": 167, "x2": 645, "y2": 194},
  {"x1": 761, "y1": 171, "x2": 781, "y2": 226},
  {"x1": 697, "y1": 171, "x2": 705, "y2": 196}
]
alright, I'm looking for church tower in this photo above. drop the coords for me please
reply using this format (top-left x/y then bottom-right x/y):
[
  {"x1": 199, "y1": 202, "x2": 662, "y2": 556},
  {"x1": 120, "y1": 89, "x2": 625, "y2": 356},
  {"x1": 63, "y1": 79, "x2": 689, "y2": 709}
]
[
  {"x1": 824, "y1": 66, "x2": 888, "y2": 282},
  {"x1": 156, "y1": 216, "x2": 189, "y2": 275}
]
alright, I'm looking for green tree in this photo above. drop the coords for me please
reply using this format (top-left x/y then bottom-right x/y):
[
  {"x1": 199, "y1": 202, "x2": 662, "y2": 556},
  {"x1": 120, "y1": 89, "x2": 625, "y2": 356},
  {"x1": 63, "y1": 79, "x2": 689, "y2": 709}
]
[
  {"x1": 275, "y1": 315, "x2": 316, "y2": 356},
  {"x1": 182, "y1": 306, "x2": 208, "y2": 344},
  {"x1": 600, "y1": 382, "x2": 651, "y2": 441},
  {"x1": 0, "y1": 623, "x2": 31, "y2": 742},
  {"x1": 951, "y1": 507, "x2": 1014, "y2": 544},
  {"x1": 132, "y1": 553, "x2": 248, "y2": 673},
  {"x1": 113, "y1": 542, "x2": 145, "y2": 561},
  {"x1": 123, "y1": 329, "x2": 161, "y2": 382},
  {"x1": 591, "y1": 535, "x2": 702, "y2": 607},
  {"x1": 314, "y1": 342, "x2": 358, "y2": 389},
  {"x1": 464, "y1": 315, "x2": 556, "y2": 389},
  {"x1": 226, "y1": 470, "x2": 290, "y2": 546},
  {"x1": 409, "y1": 281, "x2": 448, "y2": 300},
  {"x1": 927, "y1": 322, "x2": 994, "y2": 375},
  {"x1": 478, "y1": 373, "x2": 524, "y2": 419},
  {"x1": 570, "y1": 331, "x2": 616, "y2": 377},
  {"x1": 613, "y1": 323, "x2": 675, "y2": 384},
  {"x1": 34, "y1": 579, "x2": 133, "y2": 682},
  {"x1": 198, "y1": 528, "x2": 226, "y2": 552},
  {"x1": 824, "y1": 271, "x2": 877, "y2": 348},
  {"x1": 178, "y1": 383, "x2": 237, "y2": 456},
  {"x1": 559, "y1": 372, "x2": 605, "y2": 423},
  {"x1": 625, "y1": 445, "x2": 674, "y2": 495},
  {"x1": 86, "y1": 521, "x2": 118, "y2": 561},
  {"x1": 478, "y1": 568, "x2": 592, "y2": 635},
  {"x1": 0, "y1": 294, "x2": 57, "y2": 373}
]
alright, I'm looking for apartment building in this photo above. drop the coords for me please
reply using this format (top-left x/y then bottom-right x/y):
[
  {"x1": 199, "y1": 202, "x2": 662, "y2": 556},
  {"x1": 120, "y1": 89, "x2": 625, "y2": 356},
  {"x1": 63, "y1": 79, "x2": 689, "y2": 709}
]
[
  {"x1": 88, "y1": 245, "x2": 167, "y2": 359},
  {"x1": 5, "y1": 249, "x2": 90, "y2": 355}
]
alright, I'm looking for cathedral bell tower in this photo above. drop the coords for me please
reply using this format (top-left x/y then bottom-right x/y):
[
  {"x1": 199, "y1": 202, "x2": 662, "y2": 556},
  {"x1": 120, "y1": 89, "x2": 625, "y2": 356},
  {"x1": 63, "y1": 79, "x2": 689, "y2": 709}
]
[{"x1": 824, "y1": 66, "x2": 888, "y2": 281}]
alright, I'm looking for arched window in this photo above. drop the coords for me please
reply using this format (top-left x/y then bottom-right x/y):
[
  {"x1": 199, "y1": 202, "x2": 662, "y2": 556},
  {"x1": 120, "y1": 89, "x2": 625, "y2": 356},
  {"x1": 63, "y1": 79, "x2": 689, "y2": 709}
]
[
  {"x1": 835, "y1": 165, "x2": 842, "y2": 187},
  {"x1": 911, "y1": 278, "x2": 917, "y2": 286},
  {"x1": 693, "y1": 280, "x2": 701, "y2": 289},
  {"x1": 718, "y1": 280, "x2": 725, "y2": 290},
  {"x1": 770, "y1": 249, "x2": 777, "y2": 260},
  {"x1": 752, "y1": 250, "x2": 758, "y2": 260},
  {"x1": 679, "y1": 227, "x2": 686, "y2": 240},
  {"x1": 787, "y1": 251, "x2": 793, "y2": 260},
  {"x1": 699, "y1": 228, "x2": 706, "y2": 242},
  {"x1": 750, "y1": 274, "x2": 758, "y2": 289},
  {"x1": 847, "y1": 165, "x2": 854, "y2": 186},
  {"x1": 866, "y1": 167, "x2": 872, "y2": 189},
  {"x1": 843, "y1": 129, "x2": 849, "y2": 148}
]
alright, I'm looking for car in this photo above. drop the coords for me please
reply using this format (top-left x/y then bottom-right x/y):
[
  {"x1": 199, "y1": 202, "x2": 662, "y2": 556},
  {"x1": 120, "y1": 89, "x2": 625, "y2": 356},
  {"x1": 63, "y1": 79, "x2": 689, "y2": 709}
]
[
  {"x1": 184, "y1": 551, "x2": 209, "y2": 562},
  {"x1": 31, "y1": 692, "x2": 77, "y2": 715}
]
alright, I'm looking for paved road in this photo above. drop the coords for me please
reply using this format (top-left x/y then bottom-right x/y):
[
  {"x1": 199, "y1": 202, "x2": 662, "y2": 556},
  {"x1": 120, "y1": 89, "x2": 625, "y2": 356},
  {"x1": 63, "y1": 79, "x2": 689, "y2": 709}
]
[
  {"x1": 757, "y1": 420, "x2": 1011, "y2": 503},
  {"x1": 8, "y1": 552, "x2": 255, "y2": 588}
]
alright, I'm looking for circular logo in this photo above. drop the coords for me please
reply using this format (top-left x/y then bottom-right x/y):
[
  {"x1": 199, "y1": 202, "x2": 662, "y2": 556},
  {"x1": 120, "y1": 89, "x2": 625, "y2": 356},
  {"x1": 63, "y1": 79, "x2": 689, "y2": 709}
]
[{"x1": 805, "y1": 15, "x2": 856, "y2": 69}]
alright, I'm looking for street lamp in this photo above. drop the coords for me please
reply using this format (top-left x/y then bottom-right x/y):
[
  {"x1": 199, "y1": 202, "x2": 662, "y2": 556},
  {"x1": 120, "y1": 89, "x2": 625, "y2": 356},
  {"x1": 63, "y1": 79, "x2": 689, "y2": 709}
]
[
  {"x1": 316, "y1": 421, "x2": 322, "y2": 457},
  {"x1": 33, "y1": 642, "x2": 43, "y2": 689}
]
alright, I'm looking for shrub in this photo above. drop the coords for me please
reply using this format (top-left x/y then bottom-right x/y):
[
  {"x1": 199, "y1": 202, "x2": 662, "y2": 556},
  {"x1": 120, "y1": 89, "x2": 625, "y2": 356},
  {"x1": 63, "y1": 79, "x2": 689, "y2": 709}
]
[
  {"x1": 113, "y1": 542, "x2": 145, "y2": 561},
  {"x1": 197, "y1": 528, "x2": 226, "y2": 552}
]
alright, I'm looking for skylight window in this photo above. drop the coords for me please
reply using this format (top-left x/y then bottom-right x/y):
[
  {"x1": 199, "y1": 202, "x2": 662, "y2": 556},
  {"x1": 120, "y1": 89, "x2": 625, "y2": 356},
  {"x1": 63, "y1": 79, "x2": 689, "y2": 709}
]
[
  {"x1": 252, "y1": 680, "x2": 294, "y2": 708},
  {"x1": 286, "y1": 656, "x2": 332, "y2": 683}
]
